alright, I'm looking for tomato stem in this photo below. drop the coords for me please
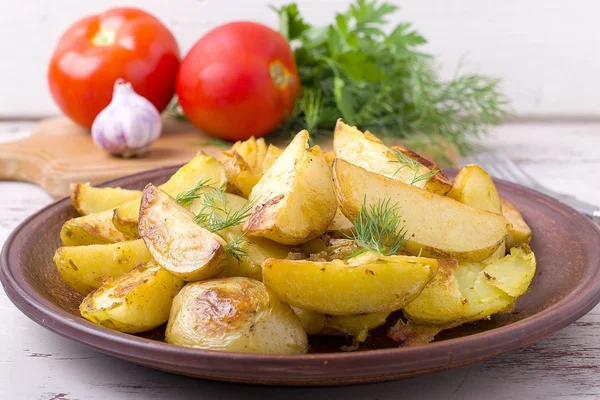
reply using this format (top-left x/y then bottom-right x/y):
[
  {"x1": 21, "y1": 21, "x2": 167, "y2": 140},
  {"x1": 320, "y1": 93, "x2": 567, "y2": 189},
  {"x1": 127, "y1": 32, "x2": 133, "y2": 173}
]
[
  {"x1": 92, "y1": 29, "x2": 116, "y2": 47},
  {"x1": 269, "y1": 62, "x2": 290, "y2": 88}
]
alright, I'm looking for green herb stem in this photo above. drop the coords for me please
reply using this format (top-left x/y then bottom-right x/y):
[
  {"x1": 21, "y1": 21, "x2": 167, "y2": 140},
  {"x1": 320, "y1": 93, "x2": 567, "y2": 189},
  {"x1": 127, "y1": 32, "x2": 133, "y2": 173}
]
[{"x1": 351, "y1": 197, "x2": 408, "y2": 256}]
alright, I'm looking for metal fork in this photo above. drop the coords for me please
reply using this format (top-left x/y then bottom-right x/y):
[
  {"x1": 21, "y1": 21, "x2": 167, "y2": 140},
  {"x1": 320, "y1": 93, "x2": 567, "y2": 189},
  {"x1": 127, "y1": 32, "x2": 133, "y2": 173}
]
[{"x1": 461, "y1": 152, "x2": 600, "y2": 225}]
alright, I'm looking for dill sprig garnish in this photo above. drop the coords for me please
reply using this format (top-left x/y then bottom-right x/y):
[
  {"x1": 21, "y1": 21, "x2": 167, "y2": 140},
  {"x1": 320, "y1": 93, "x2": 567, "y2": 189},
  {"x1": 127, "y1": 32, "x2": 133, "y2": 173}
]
[
  {"x1": 194, "y1": 186, "x2": 255, "y2": 232},
  {"x1": 176, "y1": 180, "x2": 254, "y2": 260},
  {"x1": 223, "y1": 232, "x2": 249, "y2": 263},
  {"x1": 175, "y1": 178, "x2": 214, "y2": 207},
  {"x1": 389, "y1": 149, "x2": 439, "y2": 185},
  {"x1": 350, "y1": 197, "x2": 408, "y2": 257}
]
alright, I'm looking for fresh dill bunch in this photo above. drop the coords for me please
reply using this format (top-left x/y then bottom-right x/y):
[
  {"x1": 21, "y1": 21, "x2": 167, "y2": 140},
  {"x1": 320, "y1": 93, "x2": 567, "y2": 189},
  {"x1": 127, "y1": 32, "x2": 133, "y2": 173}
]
[
  {"x1": 388, "y1": 149, "x2": 439, "y2": 185},
  {"x1": 350, "y1": 197, "x2": 408, "y2": 257},
  {"x1": 175, "y1": 179, "x2": 214, "y2": 207},
  {"x1": 273, "y1": 0, "x2": 512, "y2": 161}
]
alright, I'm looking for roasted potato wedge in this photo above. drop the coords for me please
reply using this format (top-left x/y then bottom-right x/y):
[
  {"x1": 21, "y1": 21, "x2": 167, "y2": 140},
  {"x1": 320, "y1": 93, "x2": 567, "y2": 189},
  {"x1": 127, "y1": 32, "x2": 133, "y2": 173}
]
[
  {"x1": 113, "y1": 152, "x2": 227, "y2": 236},
  {"x1": 292, "y1": 307, "x2": 389, "y2": 341},
  {"x1": 291, "y1": 307, "x2": 328, "y2": 335},
  {"x1": 324, "y1": 150, "x2": 336, "y2": 167},
  {"x1": 139, "y1": 184, "x2": 227, "y2": 281},
  {"x1": 80, "y1": 261, "x2": 184, "y2": 333},
  {"x1": 165, "y1": 278, "x2": 308, "y2": 354},
  {"x1": 334, "y1": 159, "x2": 510, "y2": 261},
  {"x1": 389, "y1": 145, "x2": 452, "y2": 195},
  {"x1": 403, "y1": 245, "x2": 536, "y2": 326},
  {"x1": 219, "y1": 150, "x2": 262, "y2": 198},
  {"x1": 185, "y1": 188, "x2": 290, "y2": 280},
  {"x1": 54, "y1": 239, "x2": 152, "y2": 295},
  {"x1": 448, "y1": 164, "x2": 502, "y2": 214},
  {"x1": 243, "y1": 130, "x2": 337, "y2": 245},
  {"x1": 261, "y1": 144, "x2": 283, "y2": 172},
  {"x1": 326, "y1": 208, "x2": 355, "y2": 237},
  {"x1": 70, "y1": 183, "x2": 142, "y2": 215},
  {"x1": 60, "y1": 209, "x2": 136, "y2": 246},
  {"x1": 263, "y1": 251, "x2": 438, "y2": 315},
  {"x1": 324, "y1": 312, "x2": 390, "y2": 341},
  {"x1": 227, "y1": 136, "x2": 260, "y2": 171},
  {"x1": 219, "y1": 137, "x2": 270, "y2": 172},
  {"x1": 501, "y1": 198, "x2": 532, "y2": 248},
  {"x1": 334, "y1": 120, "x2": 451, "y2": 195},
  {"x1": 219, "y1": 140, "x2": 283, "y2": 198},
  {"x1": 255, "y1": 138, "x2": 268, "y2": 169},
  {"x1": 217, "y1": 225, "x2": 290, "y2": 281},
  {"x1": 448, "y1": 165, "x2": 506, "y2": 259}
]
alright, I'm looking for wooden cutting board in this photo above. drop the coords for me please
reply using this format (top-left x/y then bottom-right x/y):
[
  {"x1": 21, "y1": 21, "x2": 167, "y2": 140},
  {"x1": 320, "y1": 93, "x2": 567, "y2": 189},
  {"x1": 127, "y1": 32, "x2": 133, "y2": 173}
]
[{"x1": 0, "y1": 116, "x2": 225, "y2": 198}]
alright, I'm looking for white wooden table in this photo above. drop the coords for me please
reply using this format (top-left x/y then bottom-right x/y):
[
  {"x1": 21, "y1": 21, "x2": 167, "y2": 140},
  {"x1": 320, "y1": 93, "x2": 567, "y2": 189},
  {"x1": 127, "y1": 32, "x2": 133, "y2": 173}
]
[{"x1": 1, "y1": 121, "x2": 599, "y2": 400}]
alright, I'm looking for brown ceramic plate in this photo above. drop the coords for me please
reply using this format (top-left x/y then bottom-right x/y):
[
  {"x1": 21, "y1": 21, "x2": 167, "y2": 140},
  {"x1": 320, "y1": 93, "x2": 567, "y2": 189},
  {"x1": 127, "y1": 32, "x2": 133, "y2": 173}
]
[{"x1": 2, "y1": 166, "x2": 600, "y2": 386}]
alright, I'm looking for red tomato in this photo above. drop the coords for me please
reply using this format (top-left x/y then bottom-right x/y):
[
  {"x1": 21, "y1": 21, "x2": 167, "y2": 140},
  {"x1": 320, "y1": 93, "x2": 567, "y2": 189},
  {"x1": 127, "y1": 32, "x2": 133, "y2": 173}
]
[
  {"x1": 176, "y1": 22, "x2": 300, "y2": 141},
  {"x1": 48, "y1": 8, "x2": 180, "y2": 129}
]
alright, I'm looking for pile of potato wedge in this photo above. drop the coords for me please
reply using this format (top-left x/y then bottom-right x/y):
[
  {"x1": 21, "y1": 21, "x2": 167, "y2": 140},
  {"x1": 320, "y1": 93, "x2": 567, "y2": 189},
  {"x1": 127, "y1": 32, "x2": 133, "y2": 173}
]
[{"x1": 54, "y1": 119, "x2": 535, "y2": 354}]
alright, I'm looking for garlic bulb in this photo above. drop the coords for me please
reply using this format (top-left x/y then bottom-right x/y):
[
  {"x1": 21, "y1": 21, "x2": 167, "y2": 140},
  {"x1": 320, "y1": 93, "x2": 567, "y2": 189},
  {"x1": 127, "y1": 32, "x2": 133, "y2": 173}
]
[{"x1": 92, "y1": 79, "x2": 162, "y2": 157}]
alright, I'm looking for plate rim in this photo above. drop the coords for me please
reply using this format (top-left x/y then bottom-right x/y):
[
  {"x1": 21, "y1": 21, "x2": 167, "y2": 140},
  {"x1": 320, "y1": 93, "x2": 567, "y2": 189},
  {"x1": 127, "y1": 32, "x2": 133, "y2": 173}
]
[{"x1": 2, "y1": 165, "x2": 600, "y2": 384}]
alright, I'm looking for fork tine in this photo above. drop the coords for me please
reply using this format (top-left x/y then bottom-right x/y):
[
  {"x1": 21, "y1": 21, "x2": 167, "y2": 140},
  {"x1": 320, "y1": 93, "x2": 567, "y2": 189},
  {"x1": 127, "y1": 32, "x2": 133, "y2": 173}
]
[
  {"x1": 461, "y1": 153, "x2": 504, "y2": 178},
  {"x1": 487, "y1": 153, "x2": 540, "y2": 188},
  {"x1": 478, "y1": 154, "x2": 510, "y2": 179},
  {"x1": 461, "y1": 152, "x2": 598, "y2": 220}
]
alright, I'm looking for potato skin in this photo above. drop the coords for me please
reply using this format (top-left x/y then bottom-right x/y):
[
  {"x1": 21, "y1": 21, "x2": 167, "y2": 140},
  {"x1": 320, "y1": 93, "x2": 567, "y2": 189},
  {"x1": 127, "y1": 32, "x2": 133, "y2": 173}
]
[
  {"x1": 113, "y1": 152, "x2": 227, "y2": 237},
  {"x1": 70, "y1": 183, "x2": 142, "y2": 215},
  {"x1": 334, "y1": 158, "x2": 510, "y2": 261},
  {"x1": 334, "y1": 120, "x2": 451, "y2": 195},
  {"x1": 263, "y1": 252, "x2": 438, "y2": 315},
  {"x1": 292, "y1": 307, "x2": 389, "y2": 341},
  {"x1": 60, "y1": 209, "x2": 136, "y2": 246},
  {"x1": 80, "y1": 261, "x2": 184, "y2": 333},
  {"x1": 501, "y1": 198, "x2": 532, "y2": 248},
  {"x1": 403, "y1": 245, "x2": 536, "y2": 326},
  {"x1": 219, "y1": 150, "x2": 262, "y2": 198},
  {"x1": 54, "y1": 239, "x2": 152, "y2": 295},
  {"x1": 448, "y1": 165, "x2": 502, "y2": 214},
  {"x1": 261, "y1": 144, "x2": 283, "y2": 172},
  {"x1": 244, "y1": 130, "x2": 337, "y2": 245},
  {"x1": 324, "y1": 312, "x2": 390, "y2": 339},
  {"x1": 217, "y1": 225, "x2": 290, "y2": 281},
  {"x1": 166, "y1": 278, "x2": 308, "y2": 354},
  {"x1": 217, "y1": 138, "x2": 279, "y2": 198},
  {"x1": 325, "y1": 208, "x2": 355, "y2": 238},
  {"x1": 187, "y1": 189, "x2": 291, "y2": 281},
  {"x1": 291, "y1": 307, "x2": 327, "y2": 335},
  {"x1": 139, "y1": 184, "x2": 227, "y2": 282}
]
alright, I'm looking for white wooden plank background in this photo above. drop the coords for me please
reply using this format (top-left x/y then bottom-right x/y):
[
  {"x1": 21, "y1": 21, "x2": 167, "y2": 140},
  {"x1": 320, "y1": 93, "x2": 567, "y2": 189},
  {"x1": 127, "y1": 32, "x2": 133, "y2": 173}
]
[
  {"x1": 0, "y1": 121, "x2": 599, "y2": 399},
  {"x1": 1, "y1": 0, "x2": 600, "y2": 118}
]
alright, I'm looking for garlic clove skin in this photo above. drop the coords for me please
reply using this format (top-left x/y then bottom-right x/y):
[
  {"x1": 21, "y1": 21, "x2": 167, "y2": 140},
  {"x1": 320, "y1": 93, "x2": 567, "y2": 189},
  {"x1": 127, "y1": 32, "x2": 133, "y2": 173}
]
[{"x1": 92, "y1": 79, "x2": 163, "y2": 158}]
